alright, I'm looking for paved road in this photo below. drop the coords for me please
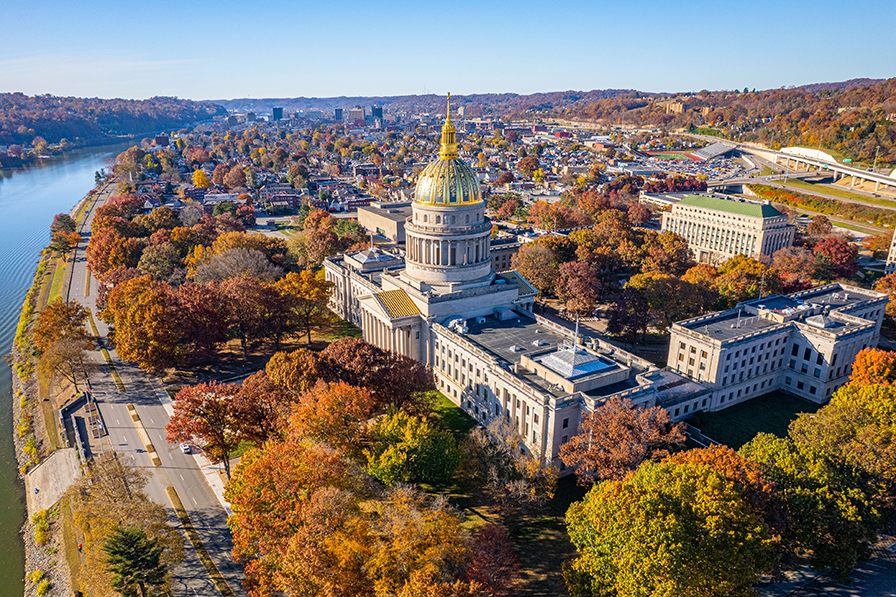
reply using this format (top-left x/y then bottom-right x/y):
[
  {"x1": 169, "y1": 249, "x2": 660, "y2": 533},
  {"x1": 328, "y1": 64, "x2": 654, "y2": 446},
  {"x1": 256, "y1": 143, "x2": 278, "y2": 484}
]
[{"x1": 66, "y1": 184, "x2": 247, "y2": 596}]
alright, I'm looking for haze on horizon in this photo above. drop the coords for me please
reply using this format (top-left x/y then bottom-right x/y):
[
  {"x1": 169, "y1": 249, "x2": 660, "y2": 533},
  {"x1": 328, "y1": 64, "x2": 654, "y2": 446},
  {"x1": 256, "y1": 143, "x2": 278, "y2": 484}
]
[{"x1": 1, "y1": 0, "x2": 893, "y2": 101}]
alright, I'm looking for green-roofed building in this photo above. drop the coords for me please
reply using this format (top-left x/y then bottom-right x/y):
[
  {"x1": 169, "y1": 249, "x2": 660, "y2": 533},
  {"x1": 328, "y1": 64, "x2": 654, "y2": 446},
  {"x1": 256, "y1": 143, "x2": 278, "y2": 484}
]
[{"x1": 661, "y1": 193, "x2": 794, "y2": 265}]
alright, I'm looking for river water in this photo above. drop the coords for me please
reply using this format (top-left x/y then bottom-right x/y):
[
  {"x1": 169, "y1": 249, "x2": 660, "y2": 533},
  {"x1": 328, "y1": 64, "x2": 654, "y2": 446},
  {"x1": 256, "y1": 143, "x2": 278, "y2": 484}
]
[{"x1": 0, "y1": 140, "x2": 134, "y2": 595}]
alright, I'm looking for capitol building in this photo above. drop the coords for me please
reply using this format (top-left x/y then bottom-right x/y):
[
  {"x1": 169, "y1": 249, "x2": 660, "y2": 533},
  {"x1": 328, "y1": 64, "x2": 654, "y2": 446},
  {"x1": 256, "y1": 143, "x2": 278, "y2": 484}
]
[{"x1": 324, "y1": 97, "x2": 701, "y2": 466}]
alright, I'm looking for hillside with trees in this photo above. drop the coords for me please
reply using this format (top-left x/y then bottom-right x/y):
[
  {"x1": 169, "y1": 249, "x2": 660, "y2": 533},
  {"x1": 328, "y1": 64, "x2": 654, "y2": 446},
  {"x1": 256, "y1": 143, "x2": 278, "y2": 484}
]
[
  {"x1": 568, "y1": 78, "x2": 896, "y2": 166},
  {"x1": 0, "y1": 93, "x2": 226, "y2": 147}
]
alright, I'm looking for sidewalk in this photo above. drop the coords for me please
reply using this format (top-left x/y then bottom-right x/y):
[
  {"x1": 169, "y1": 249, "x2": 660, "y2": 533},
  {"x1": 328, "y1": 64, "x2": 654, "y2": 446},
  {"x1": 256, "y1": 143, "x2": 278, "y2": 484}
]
[{"x1": 154, "y1": 379, "x2": 233, "y2": 516}]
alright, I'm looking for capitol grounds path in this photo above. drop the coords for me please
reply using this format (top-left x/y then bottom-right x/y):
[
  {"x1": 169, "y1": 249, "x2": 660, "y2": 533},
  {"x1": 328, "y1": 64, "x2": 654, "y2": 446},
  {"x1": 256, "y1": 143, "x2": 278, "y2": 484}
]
[{"x1": 64, "y1": 183, "x2": 248, "y2": 597}]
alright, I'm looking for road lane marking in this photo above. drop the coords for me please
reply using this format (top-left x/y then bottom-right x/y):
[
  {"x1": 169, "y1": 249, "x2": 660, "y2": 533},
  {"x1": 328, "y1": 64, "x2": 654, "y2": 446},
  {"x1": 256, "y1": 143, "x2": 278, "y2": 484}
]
[
  {"x1": 191, "y1": 496, "x2": 197, "y2": 505},
  {"x1": 180, "y1": 474, "x2": 184, "y2": 481}
]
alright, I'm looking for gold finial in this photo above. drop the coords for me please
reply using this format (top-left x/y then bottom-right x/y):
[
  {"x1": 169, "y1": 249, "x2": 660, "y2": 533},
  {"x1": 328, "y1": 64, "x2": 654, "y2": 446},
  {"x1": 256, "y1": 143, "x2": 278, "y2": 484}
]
[{"x1": 439, "y1": 92, "x2": 457, "y2": 160}]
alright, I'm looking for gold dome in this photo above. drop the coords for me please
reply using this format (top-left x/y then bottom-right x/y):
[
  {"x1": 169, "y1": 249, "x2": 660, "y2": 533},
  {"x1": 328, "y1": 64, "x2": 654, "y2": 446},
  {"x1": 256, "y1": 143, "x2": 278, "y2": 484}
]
[{"x1": 414, "y1": 93, "x2": 482, "y2": 206}]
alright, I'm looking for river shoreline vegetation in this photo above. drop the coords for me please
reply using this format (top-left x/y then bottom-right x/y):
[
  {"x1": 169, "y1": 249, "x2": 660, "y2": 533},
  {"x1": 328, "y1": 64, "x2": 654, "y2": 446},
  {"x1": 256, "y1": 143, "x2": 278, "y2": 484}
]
[{"x1": 0, "y1": 94, "x2": 227, "y2": 168}]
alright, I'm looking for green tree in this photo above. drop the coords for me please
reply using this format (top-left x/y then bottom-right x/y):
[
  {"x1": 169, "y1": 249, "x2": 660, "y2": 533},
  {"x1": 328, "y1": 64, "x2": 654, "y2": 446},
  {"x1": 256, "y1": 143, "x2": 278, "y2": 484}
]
[
  {"x1": 103, "y1": 526, "x2": 168, "y2": 597},
  {"x1": 565, "y1": 462, "x2": 777, "y2": 597},
  {"x1": 365, "y1": 411, "x2": 461, "y2": 487}
]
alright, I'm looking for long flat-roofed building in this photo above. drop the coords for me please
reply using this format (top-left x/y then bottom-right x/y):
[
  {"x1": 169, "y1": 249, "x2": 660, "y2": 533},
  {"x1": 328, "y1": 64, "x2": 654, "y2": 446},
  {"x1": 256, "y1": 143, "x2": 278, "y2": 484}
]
[
  {"x1": 661, "y1": 194, "x2": 794, "y2": 264},
  {"x1": 669, "y1": 284, "x2": 887, "y2": 412}
]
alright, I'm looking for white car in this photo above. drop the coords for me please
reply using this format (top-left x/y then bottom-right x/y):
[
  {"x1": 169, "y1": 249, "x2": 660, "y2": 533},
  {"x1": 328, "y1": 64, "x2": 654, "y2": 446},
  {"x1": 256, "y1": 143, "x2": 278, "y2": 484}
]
[{"x1": 179, "y1": 443, "x2": 192, "y2": 454}]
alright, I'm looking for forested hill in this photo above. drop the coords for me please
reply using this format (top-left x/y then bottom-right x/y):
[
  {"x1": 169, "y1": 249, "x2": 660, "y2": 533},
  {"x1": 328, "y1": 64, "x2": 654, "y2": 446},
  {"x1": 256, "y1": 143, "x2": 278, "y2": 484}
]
[
  {"x1": 212, "y1": 89, "x2": 641, "y2": 118},
  {"x1": 567, "y1": 78, "x2": 896, "y2": 166},
  {"x1": 0, "y1": 94, "x2": 227, "y2": 146}
]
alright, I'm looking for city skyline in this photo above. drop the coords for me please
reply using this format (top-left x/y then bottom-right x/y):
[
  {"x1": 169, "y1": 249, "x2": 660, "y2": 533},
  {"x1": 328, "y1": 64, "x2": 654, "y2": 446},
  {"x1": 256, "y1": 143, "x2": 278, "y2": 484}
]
[{"x1": 1, "y1": 0, "x2": 893, "y2": 100}]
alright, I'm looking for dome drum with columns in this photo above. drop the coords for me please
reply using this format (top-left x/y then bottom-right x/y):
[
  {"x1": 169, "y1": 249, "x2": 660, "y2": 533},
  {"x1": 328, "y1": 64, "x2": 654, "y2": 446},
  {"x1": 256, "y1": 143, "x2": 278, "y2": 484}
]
[{"x1": 403, "y1": 94, "x2": 493, "y2": 291}]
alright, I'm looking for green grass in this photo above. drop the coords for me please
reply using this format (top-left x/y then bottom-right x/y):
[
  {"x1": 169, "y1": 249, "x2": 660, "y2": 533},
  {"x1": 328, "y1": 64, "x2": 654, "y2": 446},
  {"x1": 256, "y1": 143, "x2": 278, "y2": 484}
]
[
  {"x1": 760, "y1": 166, "x2": 779, "y2": 177},
  {"x1": 47, "y1": 260, "x2": 67, "y2": 303},
  {"x1": 322, "y1": 317, "x2": 363, "y2": 341},
  {"x1": 87, "y1": 310, "x2": 126, "y2": 392},
  {"x1": 429, "y1": 391, "x2": 477, "y2": 440},
  {"x1": 229, "y1": 439, "x2": 255, "y2": 459},
  {"x1": 686, "y1": 391, "x2": 822, "y2": 449},
  {"x1": 274, "y1": 222, "x2": 298, "y2": 236},
  {"x1": 779, "y1": 178, "x2": 896, "y2": 208}
]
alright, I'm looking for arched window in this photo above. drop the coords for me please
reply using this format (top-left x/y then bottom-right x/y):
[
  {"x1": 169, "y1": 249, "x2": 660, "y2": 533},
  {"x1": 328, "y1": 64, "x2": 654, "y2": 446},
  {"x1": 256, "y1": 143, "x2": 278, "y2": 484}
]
[
  {"x1": 423, "y1": 214, "x2": 428, "y2": 223},
  {"x1": 436, "y1": 215, "x2": 441, "y2": 224},
  {"x1": 466, "y1": 214, "x2": 470, "y2": 223}
]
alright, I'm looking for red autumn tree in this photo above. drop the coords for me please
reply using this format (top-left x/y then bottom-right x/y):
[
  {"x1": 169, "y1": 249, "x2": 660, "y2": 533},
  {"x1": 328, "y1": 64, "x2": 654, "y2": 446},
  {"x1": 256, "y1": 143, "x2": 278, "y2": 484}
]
[
  {"x1": 559, "y1": 396, "x2": 686, "y2": 484},
  {"x1": 465, "y1": 524, "x2": 520, "y2": 596},
  {"x1": 166, "y1": 381, "x2": 241, "y2": 478},
  {"x1": 556, "y1": 260, "x2": 601, "y2": 317},
  {"x1": 813, "y1": 237, "x2": 859, "y2": 280},
  {"x1": 234, "y1": 371, "x2": 293, "y2": 444}
]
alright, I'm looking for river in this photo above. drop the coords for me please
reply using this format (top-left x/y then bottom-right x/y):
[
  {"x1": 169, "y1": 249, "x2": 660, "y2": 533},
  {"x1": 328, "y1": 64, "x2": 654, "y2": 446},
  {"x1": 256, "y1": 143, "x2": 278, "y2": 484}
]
[{"x1": 0, "y1": 140, "x2": 135, "y2": 595}]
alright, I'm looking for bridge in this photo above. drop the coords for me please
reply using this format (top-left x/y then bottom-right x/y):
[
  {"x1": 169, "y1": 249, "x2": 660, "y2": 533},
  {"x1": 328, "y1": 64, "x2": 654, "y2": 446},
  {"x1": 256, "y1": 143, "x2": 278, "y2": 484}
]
[{"x1": 681, "y1": 133, "x2": 896, "y2": 193}]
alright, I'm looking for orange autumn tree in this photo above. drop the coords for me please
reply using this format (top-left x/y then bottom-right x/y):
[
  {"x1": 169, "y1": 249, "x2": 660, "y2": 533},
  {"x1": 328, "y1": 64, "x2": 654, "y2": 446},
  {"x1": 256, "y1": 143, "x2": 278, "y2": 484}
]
[
  {"x1": 849, "y1": 348, "x2": 896, "y2": 387},
  {"x1": 289, "y1": 380, "x2": 376, "y2": 454}
]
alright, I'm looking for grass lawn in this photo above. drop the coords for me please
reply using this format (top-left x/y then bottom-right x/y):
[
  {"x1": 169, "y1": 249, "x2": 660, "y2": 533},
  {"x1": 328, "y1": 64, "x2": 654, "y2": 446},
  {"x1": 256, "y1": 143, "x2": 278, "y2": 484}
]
[
  {"x1": 430, "y1": 391, "x2": 477, "y2": 439},
  {"x1": 321, "y1": 317, "x2": 363, "y2": 342},
  {"x1": 274, "y1": 222, "x2": 298, "y2": 236},
  {"x1": 779, "y1": 178, "x2": 896, "y2": 208},
  {"x1": 47, "y1": 260, "x2": 67, "y2": 302},
  {"x1": 687, "y1": 390, "x2": 822, "y2": 449}
]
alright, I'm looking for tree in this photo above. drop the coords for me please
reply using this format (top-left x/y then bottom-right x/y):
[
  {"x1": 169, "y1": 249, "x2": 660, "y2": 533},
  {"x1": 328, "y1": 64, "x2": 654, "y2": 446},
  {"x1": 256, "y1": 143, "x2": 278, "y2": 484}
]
[
  {"x1": 517, "y1": 155, "x2": 540, "y2": 178},
  {"x1": 276, "y1": 269, "x2": 334, "y2": 344},
  {"x1": 87, "y1": 228, "x2": 145, "y2": 281},
  {"x1": 556, "y1": 261, "x2": 601, "y2": 316},
  {"x1": 219, "y1": 277, "x2": 276, "y2": 359},
  {"x1": 364, "y1": 410, "x2": 461, "y2": 486},
  {"x1": 642, "y1": 231, "x2": 694, "y2": 276},
  {"x1": 813, "y1": 237, "x2": 859, "y2": 280},
  {"x1": 224, "y1": 439, "x2": 367, "y2": 597},
  {"x1": 136, "y1": 242, "x2": 181, "y2": 282},
  {"x1": 290, "y1": 380, "x2": 375, "y2": 454},
  {"x1": 321, "y1": 338, "x2": 434, "y2": 412},
  {"x1": 560, "y1": 397, "x2": 685, "y2": 484},
  {"x1": 105, "y1": 276, "x2": 180, "y2": 373},
  {"x1": 33, "y1": 298, "x2": 90, "y2": 353},
  {"x1": 875, "y1": 272, "x2": 896, "y2": 318},
  {"x1": 224, "y1": 166, "x2": 247, "y2": 189},
  {"x1": 194, "y1": 248, "x2": 283, "y2": 284},
  {"x1": 50, "y1": 230, "x2": 82, "y2": 255},
  {"x1": 805, "y1": 215, "x2": 833, "y2": 236},
  {"x1": 740, "y1": 432, "x2": 882, "y2": 580},
  {"x1": 627, "y1": 272, "x2": 703, "y2": 331},
  {"x1": 606, "y1": 287, "x2": 649, "y2": 346},
  {"x1": 233, "y1": 371, "x2": 292, "y2": 444},
  {"x1": 849, "y1": 348, "x2": 896, "y2": 386},
  {"x1": 565, "y1": 462, "x2": 778, "y2": 597},
  {"x1": 682, "y1": 263, "x2": 723, "y2": 312},
  {"x1": 192, "y1": 169, "x2": 211, "y2": 189},
  {"x1": 103, "y1": 526, "x2": 168, "y2": 597},
  {"x1": 773, "y1": 246, "x2": 816, "y2": 289},
  {"x1": 265, "y1": 348, "x2": 324, "y2": 394},
  {"x1": 465, "y1": 525, "x2": 519, "y2": 597},
  {"x1": 511, "y1": 243, "x2": 558, "y2": 295},
  {"x1": 51, "y1": 213, "x2": 77, "y2": 234},
  {"x1": 166, "y1": 381, "x2": 241, "y2": 478},
  {"x1": 174, "y1": 282, "x2": 229, "y2": 363},
  {"x1": 626, "y1": 202, "x2": 652, "y2": 226},
  {"x1": 70, "y1": 453, "x2": 183, "y2": 597},
  {"x1": 211, "y1": 164, "x2": 230, "y2": 186},
  {"x1": 494, "y1": 171, "x2": 513, "y2": 185},
  {"x1": 715, "y1": 255, "x2": 782, "y2": 307},
  {"x1": 38, "y1": 338, "x2": 94, "y2": 393}
]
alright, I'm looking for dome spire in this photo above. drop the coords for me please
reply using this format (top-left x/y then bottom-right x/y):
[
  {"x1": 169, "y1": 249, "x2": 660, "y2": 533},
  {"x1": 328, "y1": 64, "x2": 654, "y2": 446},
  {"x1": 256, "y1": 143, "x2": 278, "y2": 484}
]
[{"x1": 439, "y1": 92, "x2": 458, "y2": 160}]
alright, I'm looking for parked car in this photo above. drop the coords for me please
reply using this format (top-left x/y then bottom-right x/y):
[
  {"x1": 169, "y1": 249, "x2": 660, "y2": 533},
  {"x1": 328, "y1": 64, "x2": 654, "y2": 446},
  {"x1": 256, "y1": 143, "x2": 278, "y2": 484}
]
[{"x1": 179, "y1": 443, "x2": 192, "y2": 454}]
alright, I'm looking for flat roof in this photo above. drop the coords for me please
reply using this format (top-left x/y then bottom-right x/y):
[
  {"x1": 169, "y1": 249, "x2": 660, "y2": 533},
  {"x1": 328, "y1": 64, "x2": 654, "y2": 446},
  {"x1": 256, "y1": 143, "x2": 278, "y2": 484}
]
[
  {"x1": 358, "y1": 204, "x2": 412, "y2": 222},
  {"x1": 791, "y1": 286, "x2": 882, "y2": 310},
  {"x1": 678, "y1": 194, "x2": 782, "y2": 218},
  {"x1": 682, "y1": 310, "x2": 782, "y2": 342}
]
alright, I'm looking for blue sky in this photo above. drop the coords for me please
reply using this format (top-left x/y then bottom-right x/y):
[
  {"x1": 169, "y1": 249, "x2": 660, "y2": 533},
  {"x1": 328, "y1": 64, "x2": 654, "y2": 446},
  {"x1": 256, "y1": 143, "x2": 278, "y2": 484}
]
[{"x1": 1, "y1": 0, "x2": 893, "y2": 100}]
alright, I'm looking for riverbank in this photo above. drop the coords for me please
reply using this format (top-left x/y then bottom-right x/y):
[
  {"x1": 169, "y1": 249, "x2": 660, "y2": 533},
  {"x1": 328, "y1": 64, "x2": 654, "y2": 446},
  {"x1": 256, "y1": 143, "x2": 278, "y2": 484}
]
[{"x1": 7, "y1": 181, "x2": 110, "y2": 596}]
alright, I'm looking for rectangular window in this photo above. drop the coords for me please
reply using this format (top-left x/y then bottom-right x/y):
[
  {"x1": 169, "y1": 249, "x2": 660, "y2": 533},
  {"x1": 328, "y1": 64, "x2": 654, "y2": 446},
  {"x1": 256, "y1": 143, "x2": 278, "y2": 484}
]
[
  {"x1": 816, "y1": 354, "x2": 823, "y2": 365},
  {"x1": 562, "y1": 418, "x2": 569, "y2": 429},
  {"x1": 814, "y1": 368, "x2": 821, "y2": 378},
  {"x1": 561, "y1": 435, "x2": 568, "y2": 444},
  {"x1": 701, "y1": 350, "x2": 707, "y2": 359},
  {"x1": 792, "y1": 344, "x2": 800, "y2": 357},
  {"x1": 684, "y1": 405, "x2": 689, "y2": 414},
  {"x1": 801, "y1": 363, "x2": 808, "y2": 374},
  {"x1": 797, "y1": 381, "x2": 804, "y2": 390},
  {"x1": 674, "y1": 408, "x2": 680, "y2": 417},
  {"x1": 785, "y1": 376, "x2": 792, "y2": 386},
  {"x1": 804, "y1": 348, "x2": 812, "y2": 361},
  {"x1": 809, "y1": 385, "x2": 817, "y2": 395}
]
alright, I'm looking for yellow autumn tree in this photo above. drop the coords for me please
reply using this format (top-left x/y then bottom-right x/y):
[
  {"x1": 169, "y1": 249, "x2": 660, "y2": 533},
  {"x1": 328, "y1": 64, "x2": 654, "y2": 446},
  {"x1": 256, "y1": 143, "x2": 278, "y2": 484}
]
[{"x1": 192, "y1": 169, "x2": 211, "y2": 189}]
